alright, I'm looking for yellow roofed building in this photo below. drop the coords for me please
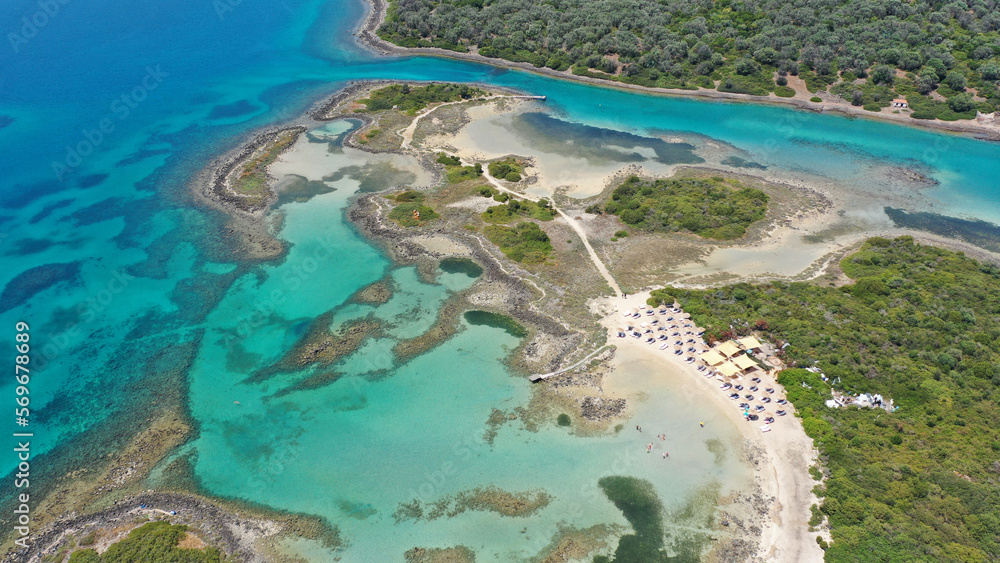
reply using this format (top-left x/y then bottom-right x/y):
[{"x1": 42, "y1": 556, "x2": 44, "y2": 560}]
[
  {"x1": 716, "y1": 361, "x2": 742, "y2": 377},
  {"x1": 716, "y1": 341, "x2": 742, "y2": 358},
  {"x1": 733, "y1": 354, "x2": 758, "y2": 372},
  {"x1": 699, "y1": 350, "x2": 725, "y2": 366}
]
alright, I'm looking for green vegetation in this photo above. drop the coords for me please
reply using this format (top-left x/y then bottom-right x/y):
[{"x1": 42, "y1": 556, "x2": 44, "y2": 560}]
[
  {"x1": 483, "y1": 222, "x2": 552, "y2": 263},
  {"x1": 359, "y1": 83, "x2": 486, "y2": 114},
  {"x1": 380, "y1": 0, "x2": 1000, "y2": 118},
  {"x1": 437, "y1": 153, "x2": 483, "y2": 183},
  {"x1": 487, "y1": 158, "x2": 524, "y2": 182},
  {"x1": 810, "y1": 96, "x2": 823, "y2": 103},
  {"x1": 436, "y1": 152, "x2": 462, "y2": 166},
  {"x1": 356, "y1": 128, "x2": 380, "y2": 144},
  {"x1": 68, "y1": 522, "x2": 224, "y2": 562},
  {"x1": 445, "y1": 164, "x2": 483, "y2": 183},
  {"x1": 557, "y1": 413, "x2": 572, "y2": 426},
  {"x1": 232, "y1": 128, "x2": 301, "y2": 200},
  {"x1": 649, "y1": 237, "x2": 1000, "y2": 562},
  {"x1": 481, "y1": 198, "x2": 555, "y2": 223},
  {"x1": 388, "y1": 191, "x2": 439, "y2": 227},
  {"x1": 604, "y1": 176, "x2": 768, "y2": 240}
]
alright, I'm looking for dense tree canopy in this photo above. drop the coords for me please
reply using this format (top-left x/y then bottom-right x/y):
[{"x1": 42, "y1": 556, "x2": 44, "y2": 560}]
[
  {"x1": 380, "y1": 0, "x2": 1000, "y2": 117},
  {"x1": 649, "y1": 237, "x2": 1000, "y2": 561},
  {"x1": 604, "y1": 175, "x2": 768, "y2": 239}
]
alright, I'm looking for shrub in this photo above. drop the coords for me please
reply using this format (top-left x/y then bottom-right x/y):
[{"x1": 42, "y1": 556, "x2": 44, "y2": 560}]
[
  {"x1": 69, "y1": 522, "x2": 223, "y2": 562},
  {"x1": 603, "y1": 175, "x2": 768, "y2": 240},
  {"x1": 360, "y1": 83, "x2": 485, "y2": 114},
  {"x1": 436, "y1": 153, "x2": 462, "y2": 166},
  {"x1": 488, "y1": 158, "x2": 524, "y2": 182},
  {"x1": 483, "y1": 222, "x2": 552, "y2": 263},
  {"x1": 774, "y1": 86, "x2": 796, "y2": 97},
  {"x1": 388, "y1": 202, "x2": 439, "y2": 226},
  {"x1": 810, "y1": 96, "x2": 823, "y2": 102}
]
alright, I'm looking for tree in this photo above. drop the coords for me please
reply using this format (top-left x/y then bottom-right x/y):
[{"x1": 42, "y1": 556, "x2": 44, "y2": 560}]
[
  {"x1": 753, "y1": 47, "x2": 779, "y2": 66},
  {"x1": 917, "y1": 72, "x2": 939, "y2": 94},
  {"x1": 948, "y1": 93, "x2": 975, "y2": 113},
  {"x1": 871, "y1": 64, "x2": 894, "y2": 85},
  {"x1": 735, "y1": 58, "x2": 758, "y2": 76},
  {"x1": 980, "y1": 62, "x2": 1000, "y2": 82},
  {"x1": 944, "y1": 70, "x2": 967, "y2": 91}
]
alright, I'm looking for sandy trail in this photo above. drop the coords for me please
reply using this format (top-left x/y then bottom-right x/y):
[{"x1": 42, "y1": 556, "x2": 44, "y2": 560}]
[
  {"x1": 479, "y1": 168, "x2": 623, "y2": 296},
  {"x1": 398, "y1": 95, "x2": 545, "y2": 150}
]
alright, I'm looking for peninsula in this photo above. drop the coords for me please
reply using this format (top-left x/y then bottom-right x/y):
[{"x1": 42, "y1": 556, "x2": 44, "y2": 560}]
[{"x1": 358, "y1": 0, "x2": 1000, "y2": 140}]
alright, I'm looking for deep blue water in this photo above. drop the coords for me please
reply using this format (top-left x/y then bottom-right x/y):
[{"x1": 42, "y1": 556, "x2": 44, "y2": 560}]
[{"x1": 2, "y1": 0, "x2": 1000, "y2": 556}]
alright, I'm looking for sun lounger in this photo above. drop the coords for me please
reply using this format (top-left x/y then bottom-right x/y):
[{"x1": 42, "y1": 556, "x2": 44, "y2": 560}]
[{"x1": 760, "y1": 425, "x2": 771, "y2": 433}]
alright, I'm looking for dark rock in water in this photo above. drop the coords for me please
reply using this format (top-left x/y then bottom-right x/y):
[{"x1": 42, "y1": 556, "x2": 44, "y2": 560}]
[
  {"x1": 514, "y1": 112, "x2": 704, "y2": 166},
  {"x1": 439, "y1": 257, "x2": 483, "y2": 278},
  {"x1": 77, "y1": 173, "x2": 109, "y2": 188},
  {"x1": 721, "y1": 156, "x2": 767, "y2": 170},
  {"x1": 2, "y1": 178, "x2": 63, "y2": 209},
  {"x1": 29, "y1": 198, "x2": 75, "y2": 224},
  {"x1": 0, "y1": 262, "x2": 82, "y2": 314},
  {"x1": 580, "y1": 396, "x2": 627, "y2": 421},
  {"x1": 0, "y1": 114, "x2": 13, "y2": 129},
  {"x1": 884, "y1": 207, "x2": 1000, "y2": 253},
  {"x1": 208, "y1": 99, "x2": 258, "y2": 119}
]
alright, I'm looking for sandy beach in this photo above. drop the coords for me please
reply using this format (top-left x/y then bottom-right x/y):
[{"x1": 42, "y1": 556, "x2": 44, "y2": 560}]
[{"x1": 595, "y1": 291, "x2": 825, "y2": 563}]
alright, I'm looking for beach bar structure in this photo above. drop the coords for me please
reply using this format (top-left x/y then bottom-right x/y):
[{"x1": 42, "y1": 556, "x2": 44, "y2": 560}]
[
  {"x1": 699, "y1": 350, "x2": 726, "y2": 366},
  {"x1": 732, "y1": 354, "x2": 759, "y2": 372},
  {"x1": 736, "y1": 336, "x2": 763, "y2": 352},
  {"x1": 715, "y1": 341, "x2": 742, "y2": 358},
  {"x1": 716, "y1": 361, "x2": 742, "y2": 378}
]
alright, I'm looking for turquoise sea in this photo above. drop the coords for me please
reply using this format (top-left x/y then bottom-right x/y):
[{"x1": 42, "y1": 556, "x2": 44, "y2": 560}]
[{"x1": 2, "y1": 0, "x2": 1000, "y2": 559}]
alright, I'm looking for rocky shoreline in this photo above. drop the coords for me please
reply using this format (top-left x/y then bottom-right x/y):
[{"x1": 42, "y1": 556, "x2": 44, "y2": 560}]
[
  {"x1": 7, "y1": 492, "x2": 334, "y2": 563},
  {"x1": 354, "y1": 0, "x2": 1000, "y2": 142},
  {"x1": 348, "y1": 194, "x2": 584, "y2": 375}
]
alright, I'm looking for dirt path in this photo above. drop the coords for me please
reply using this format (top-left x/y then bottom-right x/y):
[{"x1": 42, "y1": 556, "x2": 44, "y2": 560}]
[
  {"x1": 479, "y1": 169, "x2": 622, "y2": 296},
  {"x1": 397, "y1": 95, "x2": 544, "y2": 150}
]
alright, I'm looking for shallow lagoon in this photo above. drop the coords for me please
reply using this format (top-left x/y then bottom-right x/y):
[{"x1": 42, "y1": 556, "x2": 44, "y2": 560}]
[{"x1": 178, "y1": 127, "x2": 754, "y2": 559}]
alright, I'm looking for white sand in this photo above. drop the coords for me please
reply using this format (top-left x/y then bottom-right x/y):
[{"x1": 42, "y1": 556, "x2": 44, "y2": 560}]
[{"x1": 595, "y1": 291, "x2": 825, "y2": 563}]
